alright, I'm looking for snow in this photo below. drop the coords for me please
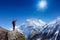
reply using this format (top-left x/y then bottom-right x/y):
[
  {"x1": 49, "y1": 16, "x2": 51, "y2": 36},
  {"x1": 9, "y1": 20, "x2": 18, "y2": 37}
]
[
  {"x1": 8, "y1": 17, "x2": 60, "y2": 40},
  {"x1": 19, "y1": 17, "x2": 60, "y2": 38},
  {"x1": 19, "y1": 18, "x2": 46, "y2": 37},
  {"x1": 26, "y1": 19, "x2": 46, "y2": 27},
  {"x1": 37, "y1": 38, "x2": 41, "y2": 40}
]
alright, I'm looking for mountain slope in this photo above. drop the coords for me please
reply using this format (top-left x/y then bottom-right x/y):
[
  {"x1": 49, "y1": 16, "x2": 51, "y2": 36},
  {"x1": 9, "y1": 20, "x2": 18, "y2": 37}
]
[
  {"x1": 0, "y1": 27, "x2": 8, "y2": 40},
  {"x1": 30, "y1": 17, "x2": 60, "y2": 40},
  {"x1": 19, "y1": 18, "x2": 46, "y2": 37}
]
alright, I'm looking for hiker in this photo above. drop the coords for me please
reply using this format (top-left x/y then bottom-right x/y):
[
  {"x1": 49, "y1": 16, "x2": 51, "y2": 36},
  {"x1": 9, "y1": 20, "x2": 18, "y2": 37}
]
[{"x1": 12, "y1": 20, "x2": 16, "y2": 31}]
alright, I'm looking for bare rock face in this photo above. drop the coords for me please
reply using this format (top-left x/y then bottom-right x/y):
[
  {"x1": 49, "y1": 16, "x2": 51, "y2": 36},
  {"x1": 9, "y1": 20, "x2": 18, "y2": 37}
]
[
  {"x1": 0, "y1": 27, "x2": 8, "y2": 40},
  {"x1": 0, "y1": 27, "x2": 26, "y2": 40},
  {"x1": 8, "y1": 30, "x2": 26, "y2": 40}
]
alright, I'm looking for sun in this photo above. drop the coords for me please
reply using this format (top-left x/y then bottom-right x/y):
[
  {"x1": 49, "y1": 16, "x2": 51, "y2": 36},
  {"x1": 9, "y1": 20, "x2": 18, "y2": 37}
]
[{"x1": 37, "y1": 0, "x2": 47, "y2": 10}]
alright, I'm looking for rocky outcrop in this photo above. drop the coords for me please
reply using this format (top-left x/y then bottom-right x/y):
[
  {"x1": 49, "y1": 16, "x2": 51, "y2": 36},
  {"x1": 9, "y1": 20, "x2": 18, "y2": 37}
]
[
  {"x1": 0, "y1": 27, "x2": 26, "y2": 40},
  {"x1": 8, "y1": 30, "x2": 26, "y2": 40},
  {"x1": 0, "y1": 27, "x2": 8, "y2": 40}
]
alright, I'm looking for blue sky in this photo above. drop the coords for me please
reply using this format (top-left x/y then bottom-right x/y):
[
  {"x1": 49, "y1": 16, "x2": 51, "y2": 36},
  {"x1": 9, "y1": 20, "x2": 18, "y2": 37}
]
[{"x1": 0, "y1": 0, "x2": 60, "y2": 29}]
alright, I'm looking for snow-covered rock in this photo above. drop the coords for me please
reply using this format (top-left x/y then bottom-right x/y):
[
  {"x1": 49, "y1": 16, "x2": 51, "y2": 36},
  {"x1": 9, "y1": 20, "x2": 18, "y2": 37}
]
[
  {"x1": 30, "y1": 17, "x2": 60, "y2": 40},
  {"x1": 19, "y1": 18, "x2": 46, "y2": 37}
]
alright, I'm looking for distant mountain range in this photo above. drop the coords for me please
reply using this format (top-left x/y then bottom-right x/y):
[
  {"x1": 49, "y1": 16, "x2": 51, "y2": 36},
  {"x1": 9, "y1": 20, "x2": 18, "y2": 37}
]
[
  {"x1": 0, "y1": 17, "x2": 60, "y2": 40},
  {"x1": 19, "y1": 17, "x2": 60, "y2": 40},
  {"x1": 19, "y1": 18, "x2": 46, "y2": 37}
]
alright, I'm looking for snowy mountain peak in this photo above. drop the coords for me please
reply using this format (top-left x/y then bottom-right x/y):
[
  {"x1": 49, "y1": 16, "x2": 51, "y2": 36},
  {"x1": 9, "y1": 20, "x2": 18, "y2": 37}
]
[
  {"x1": 19, "y1": 18, "x2": 46, "y2": 37},
  {"x1": 56, "y1": 17, "x2": 60, "y2": 22},
  {"x1": 25, "y1": 18, "x2": 46, "y2": 27},
  {"x1": 48, "y1": 17, "x2": 60, "y2": 25}
]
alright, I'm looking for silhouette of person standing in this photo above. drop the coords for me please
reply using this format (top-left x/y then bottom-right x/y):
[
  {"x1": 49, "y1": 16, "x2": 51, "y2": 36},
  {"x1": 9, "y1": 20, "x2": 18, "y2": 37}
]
[{"x1": 12, "y1": 20, "x2": 16, "y2": 31}]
